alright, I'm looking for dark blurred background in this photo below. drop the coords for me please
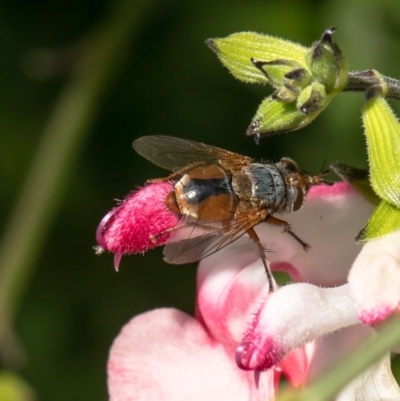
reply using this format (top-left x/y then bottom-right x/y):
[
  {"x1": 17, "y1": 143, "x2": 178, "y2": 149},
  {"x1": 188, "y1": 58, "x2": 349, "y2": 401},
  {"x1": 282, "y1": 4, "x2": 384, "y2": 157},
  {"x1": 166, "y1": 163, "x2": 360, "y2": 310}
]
[{"x1": 1, "y1": 0, "x2": 400, "y2": 399}]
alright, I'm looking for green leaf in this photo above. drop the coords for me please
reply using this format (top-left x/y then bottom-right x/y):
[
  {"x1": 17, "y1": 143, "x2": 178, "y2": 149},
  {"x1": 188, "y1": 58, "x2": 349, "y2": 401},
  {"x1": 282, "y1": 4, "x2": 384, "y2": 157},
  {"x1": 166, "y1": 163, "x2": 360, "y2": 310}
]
[
  {"x1": 362, "y1": 96, "x2": 400, "y2": 207},
  {"x1": 206, "y1": 32, "x2": 308, "y2": 84},
  {"x1": 357, "y1": 200, "x2": 400, "y2": 241}
]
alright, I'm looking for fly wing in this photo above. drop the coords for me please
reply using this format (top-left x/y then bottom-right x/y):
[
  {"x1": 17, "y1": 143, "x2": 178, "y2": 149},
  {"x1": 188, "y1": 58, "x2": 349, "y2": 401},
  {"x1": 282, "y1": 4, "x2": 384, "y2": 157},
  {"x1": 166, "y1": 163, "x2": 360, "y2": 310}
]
[
  {"x1": 163, "y1": 234, "x2": 226, "y2": 265},
  {"x1": 133, "y1": 135, "x2": 252, "y2": 172},
  {"x1": 162, "y1": 212, "x2": 263, "y2": 264}
]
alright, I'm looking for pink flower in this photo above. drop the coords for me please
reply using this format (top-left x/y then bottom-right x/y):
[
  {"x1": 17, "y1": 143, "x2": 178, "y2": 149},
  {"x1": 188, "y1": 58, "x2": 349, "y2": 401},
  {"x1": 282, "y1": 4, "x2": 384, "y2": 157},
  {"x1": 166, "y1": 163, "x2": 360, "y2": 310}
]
[
  {"x1": 96, "y1": 182, "x2": 179, "y2": 270},
  {"x1": 105, "y1": 182, "x2": 400, "y2": 400},
  {"x1": 108, "y1": 309, "x2": 277, "y2": 401}
]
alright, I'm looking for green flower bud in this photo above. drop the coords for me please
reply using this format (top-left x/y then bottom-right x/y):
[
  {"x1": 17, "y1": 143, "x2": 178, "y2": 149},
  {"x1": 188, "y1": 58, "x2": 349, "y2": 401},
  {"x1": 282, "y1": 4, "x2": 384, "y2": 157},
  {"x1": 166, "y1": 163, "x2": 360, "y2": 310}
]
[
  {"x1": 252, "y1": 59, "x2": 310, "y2": 87},
  {"x1": 362, "y1": 96, "x2": 400, "y2": 208},
  {"x1": 282, "y1": 67, "x2": 313, "y2": 95},
  {"x1": 252, "y1": 59, "x2": 312, "y2": 102},
  {"x1": 207, "y1": 28, "x2": 348, "y2": 139},
  {"x1": 306, "y1": 27, "x2": 348, "y2": 92},
  {"x1": 357, "y1": 200, "x2": 400, "y2": 242},
  {"x1": 296, "y1": 82, "x2": 327, "y2": 114},
  {"x1": 206, "y1": 32, "x2": 308, "y2": 84},
  {"x1": 247, "y1": 82, "x2": 332, "y2": 138},
  {"x1": 246, "y1": 96, "x2": 310, "y2": 137}
]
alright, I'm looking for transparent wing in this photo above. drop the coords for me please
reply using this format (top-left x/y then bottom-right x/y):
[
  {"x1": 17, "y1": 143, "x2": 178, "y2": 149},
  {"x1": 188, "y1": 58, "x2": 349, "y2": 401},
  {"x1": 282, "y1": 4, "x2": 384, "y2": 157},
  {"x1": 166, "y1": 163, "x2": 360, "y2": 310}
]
[
  {"x1": 163, "y1": 235, "x2": 225, "y2": 265},
  {"x1": 163, "y1": 211, "x2": 264, "y2": 264},
  {"x1": 133, "y1": 135, "x2": 252, "y2": 172}
]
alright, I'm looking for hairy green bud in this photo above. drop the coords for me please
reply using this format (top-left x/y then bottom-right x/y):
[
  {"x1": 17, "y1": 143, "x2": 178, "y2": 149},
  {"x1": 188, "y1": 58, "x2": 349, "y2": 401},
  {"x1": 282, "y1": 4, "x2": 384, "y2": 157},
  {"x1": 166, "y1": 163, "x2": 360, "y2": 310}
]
[
  {"x1": 207, "y1": 27, "x2": 348, "y2": 140},
  {"x1": 306, "y1": 27, "x2": 348, "y2": 92}
]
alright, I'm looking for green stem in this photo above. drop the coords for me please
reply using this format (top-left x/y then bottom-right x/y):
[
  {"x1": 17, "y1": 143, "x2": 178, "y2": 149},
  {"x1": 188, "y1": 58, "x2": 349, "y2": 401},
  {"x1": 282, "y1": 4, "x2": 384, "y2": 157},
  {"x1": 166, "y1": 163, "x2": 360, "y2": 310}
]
[
  {"x1": 278, "y1": 314, "x2": 400, "y2": 401},
  {"x1": 0, "y1": 0, "x2": 152, "y2": 362},
  {"x1": 346, "y1": 70, "x2": 400, "y2": 100}
]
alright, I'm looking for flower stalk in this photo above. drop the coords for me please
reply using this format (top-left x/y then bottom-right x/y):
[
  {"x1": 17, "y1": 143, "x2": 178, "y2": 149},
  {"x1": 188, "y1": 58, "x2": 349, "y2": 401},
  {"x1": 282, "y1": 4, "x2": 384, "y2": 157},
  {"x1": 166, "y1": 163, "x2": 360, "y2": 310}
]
[{"x1": 346, "y1": 70, "x2": 400, "y2": 100}]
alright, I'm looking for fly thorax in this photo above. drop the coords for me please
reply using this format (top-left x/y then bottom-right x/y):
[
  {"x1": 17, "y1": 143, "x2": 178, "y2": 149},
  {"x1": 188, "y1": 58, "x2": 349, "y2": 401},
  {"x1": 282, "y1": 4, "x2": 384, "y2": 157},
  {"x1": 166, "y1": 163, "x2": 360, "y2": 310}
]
[{"x1": 232, "y1": 163, "x2": 288, "y2": 211}]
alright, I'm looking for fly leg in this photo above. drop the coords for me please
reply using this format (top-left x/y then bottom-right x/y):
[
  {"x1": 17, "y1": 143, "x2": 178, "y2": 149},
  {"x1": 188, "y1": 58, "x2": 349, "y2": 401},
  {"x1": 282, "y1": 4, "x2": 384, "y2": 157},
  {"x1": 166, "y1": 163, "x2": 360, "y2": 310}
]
[
  {"x1": 265, "y1": 215, "x2": 310, "y2": 251},
  {"x1": 247, "y1": 227, "x2": 275, "y2": 292}
]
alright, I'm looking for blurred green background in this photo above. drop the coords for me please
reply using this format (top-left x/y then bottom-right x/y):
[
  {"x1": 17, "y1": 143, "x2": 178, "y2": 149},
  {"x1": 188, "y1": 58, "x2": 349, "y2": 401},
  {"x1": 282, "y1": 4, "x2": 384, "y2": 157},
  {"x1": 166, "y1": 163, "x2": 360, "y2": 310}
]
[{"x1": 1, "y1": 0, "x2": 400, "y2": 399}]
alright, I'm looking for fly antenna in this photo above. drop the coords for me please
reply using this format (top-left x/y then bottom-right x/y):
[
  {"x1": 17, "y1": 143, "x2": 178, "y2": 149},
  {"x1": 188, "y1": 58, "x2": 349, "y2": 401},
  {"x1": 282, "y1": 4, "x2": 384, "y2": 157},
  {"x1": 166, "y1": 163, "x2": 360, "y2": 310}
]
[{"x1": 313, "y1": 160, "x2": 333, "y2": 186}]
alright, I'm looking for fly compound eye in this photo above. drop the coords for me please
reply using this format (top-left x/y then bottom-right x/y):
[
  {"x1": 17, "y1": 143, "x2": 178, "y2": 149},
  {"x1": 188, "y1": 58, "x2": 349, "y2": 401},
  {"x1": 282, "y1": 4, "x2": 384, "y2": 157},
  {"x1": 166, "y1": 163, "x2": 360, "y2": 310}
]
[
  {"x1": 292, "y1": 187, "x2": 304, "y2": 211},
  {"x1": 280, "y1": 157, "x2": 300, "y2": 172}
]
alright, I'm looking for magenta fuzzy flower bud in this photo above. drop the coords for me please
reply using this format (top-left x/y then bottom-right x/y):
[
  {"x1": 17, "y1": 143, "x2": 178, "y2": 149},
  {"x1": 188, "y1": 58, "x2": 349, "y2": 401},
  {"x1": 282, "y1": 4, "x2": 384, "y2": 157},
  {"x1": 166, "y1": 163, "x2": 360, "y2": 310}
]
[{"x1": 96, "y1": 182, "x2": 180, "y2": 270}]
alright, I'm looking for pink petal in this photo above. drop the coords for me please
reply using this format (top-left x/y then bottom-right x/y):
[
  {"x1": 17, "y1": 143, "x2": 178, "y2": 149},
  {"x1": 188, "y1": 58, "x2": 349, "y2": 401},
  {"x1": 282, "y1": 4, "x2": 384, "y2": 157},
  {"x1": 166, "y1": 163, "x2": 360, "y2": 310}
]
[
  {"x1": 306, "y1": 181, "x2": 354, "y2": 199},
  {"x1": 348, "y1": 230, "x2": 400, "y2": 325},
  {"x1": 108, "y1": 308, "x2": 276, "y2": 401},
  {"x1": 97, "y1": 182, "x2": 180, "y2": 255},
  {"x1": 236, "y1": 284, "x2": 359, "y2": 371},
  {"x1": 114, "y1": 253, "x2": 122, "y2": 272},
  {"x1": 280, "y1": 348, "x2": 309, "y2": 387},
  {"x1": 263, "y1": 182, "x2": 374, "y2": 286},
  {"x1": 197, "y1": 243, "x2": 273, "y2": 352}
]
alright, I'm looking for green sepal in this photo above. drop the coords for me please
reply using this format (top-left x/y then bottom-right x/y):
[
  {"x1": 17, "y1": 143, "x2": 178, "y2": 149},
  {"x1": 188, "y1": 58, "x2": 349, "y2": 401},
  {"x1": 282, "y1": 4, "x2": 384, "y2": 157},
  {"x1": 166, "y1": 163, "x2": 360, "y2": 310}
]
[
  {"x1": 357, "y1": 200, "x2": 400, "y2": 242},
  {"x1": 246, "y1": 96, "x2": 312, "y2": 136},
  {"x1": 247, "y1": 83, "x2": 332, "y2": 137},
  {"x1": 283, "y1": 67, "x2": 312, "y2": 93},
  {"x1": 273, "y1": 86, "x2": 298, "y2": 103},
  {"x1": 362, "y1": 96, "x2": 400, "y2": 207},
  {"x1": 206, "y1": 32, "x2": 308, "y2": 84},
  {"x1": 296, "y1": 82, "x2": 328, "y2": 114},
  {"x1": 330, "y1": 162, "x2": 380, "y2": 205},
  {"x1": 306, "y1": 27, "x2": 348, "y2": 92},
  {"x1": 252, "y1": 59, "x2": 311, "y2": 91}
]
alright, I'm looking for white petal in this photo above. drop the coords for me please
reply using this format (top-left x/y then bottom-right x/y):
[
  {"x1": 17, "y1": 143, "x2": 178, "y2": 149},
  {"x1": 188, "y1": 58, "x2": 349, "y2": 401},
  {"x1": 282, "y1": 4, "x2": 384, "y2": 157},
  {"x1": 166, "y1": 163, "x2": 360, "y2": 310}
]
[
  {"x1": 349, "y1": 230, "x2": 400, "y2": 325},
  {"x1": 236, "y1": 283, "x2": 359, "y2": 370},
  {"x1": 336, "y1": 354, "x2": 400, "y2": 401},
  {"x1": 307, "y1": 325, "x2": 400, "y2": 400},
  {"x1": 306, "y1": 324, "x2": 373, "y2": 382}
]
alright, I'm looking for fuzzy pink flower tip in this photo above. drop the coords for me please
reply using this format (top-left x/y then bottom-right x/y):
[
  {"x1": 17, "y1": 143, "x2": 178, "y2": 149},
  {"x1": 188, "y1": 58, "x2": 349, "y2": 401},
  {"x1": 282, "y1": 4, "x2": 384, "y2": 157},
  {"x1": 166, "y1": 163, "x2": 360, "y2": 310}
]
[{"x1": 96, "y1": 182, "x2": 180, "y2": 270}]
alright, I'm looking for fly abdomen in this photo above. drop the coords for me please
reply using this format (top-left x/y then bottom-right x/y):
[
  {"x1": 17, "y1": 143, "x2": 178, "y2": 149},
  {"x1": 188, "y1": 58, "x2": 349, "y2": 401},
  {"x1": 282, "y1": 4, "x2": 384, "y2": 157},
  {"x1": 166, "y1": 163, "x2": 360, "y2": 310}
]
[
  {"x1": 182, "y1": 177, "x2": 231, "y2": 204},
  {"x1": 174, "y1": 165, "x2": 238, "y2": 221}
]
